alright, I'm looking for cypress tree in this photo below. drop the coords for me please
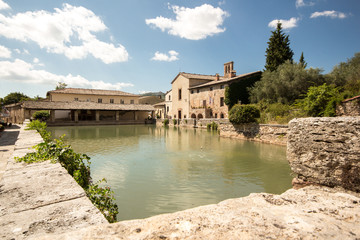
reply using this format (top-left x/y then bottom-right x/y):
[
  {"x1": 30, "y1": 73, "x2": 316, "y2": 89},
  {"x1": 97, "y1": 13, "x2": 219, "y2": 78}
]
[
  {"x1": 299, "y1": 52, "x2": 307, "y2": 68},
  {"x1": 265, "y1": 22, "x2": 294, "y2": 72}
]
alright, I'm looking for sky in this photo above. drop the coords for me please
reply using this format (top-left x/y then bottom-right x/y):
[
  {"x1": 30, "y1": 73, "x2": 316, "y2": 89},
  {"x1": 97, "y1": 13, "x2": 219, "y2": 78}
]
[{"x1": 0, "y1": 0, "x2": 359, "y2": 98}]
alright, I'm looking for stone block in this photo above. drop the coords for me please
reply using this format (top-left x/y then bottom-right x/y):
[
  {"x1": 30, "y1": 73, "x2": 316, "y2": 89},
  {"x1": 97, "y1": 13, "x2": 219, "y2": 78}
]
[{"x1": 287, "y1": 117, "x2": 360, "y2": 192}]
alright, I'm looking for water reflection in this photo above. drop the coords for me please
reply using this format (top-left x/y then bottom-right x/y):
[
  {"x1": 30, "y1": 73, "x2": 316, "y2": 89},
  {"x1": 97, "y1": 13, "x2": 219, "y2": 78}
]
[{"x1": 49, "y1": 125, "x2": 292, "y2": 221}]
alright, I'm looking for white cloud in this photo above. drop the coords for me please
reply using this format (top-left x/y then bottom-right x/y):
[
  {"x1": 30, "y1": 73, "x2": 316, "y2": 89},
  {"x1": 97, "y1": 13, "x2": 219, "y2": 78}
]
[
  {"x1": 0, "y1": 45, "x2": 11, "y2": 58},
  {"x1": 0, "y1": 58, "x2": 134, "y2": 89},
  {"x1": 151, "y1": 50, "x2": 179, "y2": 62},
  {"x1": 0, "y1": 3, "x2": 129, "y2": 64},
  {"x1": 296, "y1": 0, "x2": 314, "y2": 8},
  {"x1": 0, "y1": 0, "x2": 10, "y2": 10},
  {"x1": 145, "y1": 4, "x2": 229, "y2": 40},
  {"x1": 268, "y1": 17, "x2": 299, "y2": 30},
  {"x1": 310, "y1": 10, "x2": 347, "y2": 19}
]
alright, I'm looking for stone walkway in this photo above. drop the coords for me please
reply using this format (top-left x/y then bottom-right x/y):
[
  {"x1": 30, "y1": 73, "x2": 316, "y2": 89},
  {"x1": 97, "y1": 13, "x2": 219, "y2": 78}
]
[
  {"x1": 0, "y1": 125, "x2": 20, "y2": 181},
  {"x1": 0, "y1": 122, "x2": 107, "y2": 239}
]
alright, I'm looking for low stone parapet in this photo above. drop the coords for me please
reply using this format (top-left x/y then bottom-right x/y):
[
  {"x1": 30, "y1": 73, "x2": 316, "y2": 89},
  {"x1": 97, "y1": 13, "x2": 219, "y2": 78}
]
[{"x1": 287, "y1": 117, "x2": 360, "y2": 192}]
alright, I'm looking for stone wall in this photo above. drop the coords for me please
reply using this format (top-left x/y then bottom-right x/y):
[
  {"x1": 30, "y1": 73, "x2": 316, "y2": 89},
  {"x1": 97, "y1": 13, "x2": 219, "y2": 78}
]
[
  {"x1": 336, "y1": 96, "x2": 360, "y2": 116},
  {"x1": 287, "y1": 117, "x2": 360, "y2": 192}
]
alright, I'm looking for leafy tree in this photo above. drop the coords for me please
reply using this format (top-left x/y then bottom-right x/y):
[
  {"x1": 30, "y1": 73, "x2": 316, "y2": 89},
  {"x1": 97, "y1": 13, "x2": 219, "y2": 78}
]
[
  {"x1": 224, "y1": 73, "x2": 262, "y2": 108},
  {"x1": 327, "y1": 52, "x2": 360, "y2": 96},
  {"x1": 3, "y1": 92, "x2": 30, "y2": 105},
  {"x1": 295, "y1": 83, "x2": 340, "y2": 117},
  {"x1": 56, "y1": 82, "x2": 68, "y2": 90},
  {"x1": 265, "y1": 22, "x2": 294, "y2": 72},
  {"x1": 250, "y1": 61, "x2": 324, "y2": 104},
  {"x1": 299, "y1": 52, "x2": 307, "y2": 69}
]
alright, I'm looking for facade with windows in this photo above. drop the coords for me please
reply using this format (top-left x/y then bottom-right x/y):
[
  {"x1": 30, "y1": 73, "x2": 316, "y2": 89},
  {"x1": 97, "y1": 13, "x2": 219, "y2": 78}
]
[{"x1": 168, "y1": 61, "x2": 261, "y2": 120}]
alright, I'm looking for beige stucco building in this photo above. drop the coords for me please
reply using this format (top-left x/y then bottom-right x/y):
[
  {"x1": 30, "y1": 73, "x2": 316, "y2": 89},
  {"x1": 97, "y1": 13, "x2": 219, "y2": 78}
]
[
  {"x1": 168, "y1": 62, "x2": 261, "y2": 120},
  {"x1": 6, "y1": 88, "x2": 155, "y2": 125}
]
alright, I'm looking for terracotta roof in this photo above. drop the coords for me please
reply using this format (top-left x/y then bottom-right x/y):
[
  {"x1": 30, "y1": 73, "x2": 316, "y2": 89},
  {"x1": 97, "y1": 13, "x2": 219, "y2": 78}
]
[
  {"x1": 188, "y1": 71, "x2": 262, "y2": 89},
  {"x1": 47, "y1": 88, "x2": 138, "y2": 97},
  {"x1": 20, "y1": 101, "x2": 155, "y2": 111},
  {"x1": 171, "y1": 72, "x2": 225, "y2": 84}
]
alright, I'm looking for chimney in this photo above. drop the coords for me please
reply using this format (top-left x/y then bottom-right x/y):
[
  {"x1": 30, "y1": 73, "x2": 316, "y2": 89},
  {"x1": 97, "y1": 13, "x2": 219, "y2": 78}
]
[
  {"x1": 224, "y1": 61, "x2": 234, "y2": 78},
  {"x1": 215, "y1": 73, "x2": 220, "y2": 81}
]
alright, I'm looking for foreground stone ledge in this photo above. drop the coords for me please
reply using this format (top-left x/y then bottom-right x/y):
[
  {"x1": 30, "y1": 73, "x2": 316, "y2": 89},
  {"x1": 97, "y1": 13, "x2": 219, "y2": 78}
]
[
  {"x1": 287, "y1": 117, "x2": 360, "y2": 192},
  {"x1": 35, "y1": 186, "x2": 360, "y2": 239},
  {"x1": 0, "y1": 123, "x2": 107, "y2": 239}
]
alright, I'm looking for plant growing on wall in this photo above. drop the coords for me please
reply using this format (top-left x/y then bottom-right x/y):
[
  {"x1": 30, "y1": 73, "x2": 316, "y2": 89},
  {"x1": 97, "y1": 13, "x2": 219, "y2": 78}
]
[{"x1": 17, "y1": 120, "x2": 119, "y2": 223}]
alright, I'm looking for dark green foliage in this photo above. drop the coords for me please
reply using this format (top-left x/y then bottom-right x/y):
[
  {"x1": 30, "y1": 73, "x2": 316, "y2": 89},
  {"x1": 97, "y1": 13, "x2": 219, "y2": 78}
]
[
  {"x1": 228, "y1": 104, "x2": 260, "y2": 124},
  {"x1": 163, "y1": 118, "x2": 169, "y2": 126},
  {"x1": 265, "y1": 22, "x2": 294, "y2": 72},
  {"x1": 327, "y1": 52, "x2": 360, "y2": 96},
  {"x1": 86, "y1": 179, "x2": 119, "y2": 222},
  {"x1": 3, "y1": 92, "x2": 30, "y2": 105},
  {"x1": 299, "y1": 52, "x2": 307, "y2": 69},
  {"x1": 173, "y1": 119, "x2": 177, "y2": 125},
  {"x1": 250, "y1": 61, "x2": 325, "y2": 104},
  {"x1": 295, "y1": 83, "x2": 340, "y2": 117},
  {"x1": 32, "y1": 110, "x2": 50, "y2": 121},
  {"x1": 17, "y1": 121, "x2": 118, "y2": 223},
  {"x1": 224, "y1": 73, "x2": 262, "y2": 108}
]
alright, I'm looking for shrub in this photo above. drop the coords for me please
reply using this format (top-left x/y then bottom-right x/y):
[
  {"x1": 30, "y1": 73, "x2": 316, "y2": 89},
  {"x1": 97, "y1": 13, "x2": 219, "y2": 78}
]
[
  {"x1": 163, "y1": 118, "x2": 169, "y2": 126},
  {"x1": 207, "y1": 121, "x2": 218, "y2": 131},
  {"x1": 173, "y1": 119, "x2": 177, "y2": 125},
  {"x1": 229, "y1": 104, "x2": 260, "y2": 124},
  {"x1": 33, "y1": 110, "x2": 50, "y2": 121}
]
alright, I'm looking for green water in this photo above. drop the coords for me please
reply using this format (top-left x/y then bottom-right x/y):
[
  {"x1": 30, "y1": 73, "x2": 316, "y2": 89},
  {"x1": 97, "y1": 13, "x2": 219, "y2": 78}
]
[{"x1": 48, "y1": 125, "x2": 292, "y2": 221}]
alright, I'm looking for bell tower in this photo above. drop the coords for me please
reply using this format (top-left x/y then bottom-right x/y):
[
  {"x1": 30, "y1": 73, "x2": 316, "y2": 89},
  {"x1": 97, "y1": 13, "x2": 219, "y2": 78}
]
[{"x1": 224, "y1": 61, "x2": 236, "y2": 78}]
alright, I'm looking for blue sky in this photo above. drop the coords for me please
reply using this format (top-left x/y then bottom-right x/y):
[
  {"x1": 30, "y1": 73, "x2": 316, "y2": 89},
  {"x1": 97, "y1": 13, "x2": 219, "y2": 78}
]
[{"x1": 0, "y1": 0, "x2": 359, "y2": 98}]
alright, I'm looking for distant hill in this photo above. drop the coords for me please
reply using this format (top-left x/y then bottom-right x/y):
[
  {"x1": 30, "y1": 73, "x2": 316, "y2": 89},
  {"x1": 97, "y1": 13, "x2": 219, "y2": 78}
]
[{"x1": 140, "y1": 92, "x2": 165, "y2": 99}]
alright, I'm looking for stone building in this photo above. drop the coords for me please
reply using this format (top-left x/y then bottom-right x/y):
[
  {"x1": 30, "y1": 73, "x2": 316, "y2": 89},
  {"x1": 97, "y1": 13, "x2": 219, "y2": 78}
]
[
  {"x1": 169, "y1": 61, "x2": 261, "y2": 119},
  {"x1": 6, "y1": 88, "x2": 155, "y2": 125}
]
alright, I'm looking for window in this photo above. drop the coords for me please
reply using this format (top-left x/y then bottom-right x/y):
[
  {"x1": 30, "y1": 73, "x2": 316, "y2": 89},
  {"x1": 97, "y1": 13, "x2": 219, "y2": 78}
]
[
  {"x1": 169, "y1": 95, "x2": 171, "y2": 101},
  {"x1": 197, "y1": 89, "x2": 200, "y2": 93},
  {"x1": 110, "y1": 99, "x2": 114, "y2": 103},
  {"x1": 74, "y1": 98, "x2": 79, "y2": 101},
  {"x1": 215, "y1": 113, "x2": 218, "y2": 118},
  {"x1": 130, "y1": 100, "x2": 134, "y2": 104},
  {"x1": 98, "y1": 98, "x2": 102, "y2": 103},
  {"x1": 120, "y1": 99, "x2": 124, "y2": 104},
  {"x1": 220, "y1": 113, "x2": 224, "y2": 118},
  {"x1": 203, "y1": 100, "x2": 206, "y2": 107},
  {"x1": 191, "y1": 90, "x2": 194, "y2": 94},
  {"x1": 210, "y1": 87, "x2": 213, "y2": 91},
  {"x1": 220, "y1": 97, "x2": 224, "y2": 107},
  {"x1": 167, "y1": 106, "x2": 169, "y2": 113},
  {"x1": 178, "y1": 89, "x2": 182, "y2": 100},
  {"x1": 220, "y1": 85, "x2": 224, "y2": 89}
]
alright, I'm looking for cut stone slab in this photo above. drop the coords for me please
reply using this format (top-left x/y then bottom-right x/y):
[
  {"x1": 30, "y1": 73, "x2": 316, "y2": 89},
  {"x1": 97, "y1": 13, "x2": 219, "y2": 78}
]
[{"x1": 35, "y1": 186, "x2": 360, "y2": 240}]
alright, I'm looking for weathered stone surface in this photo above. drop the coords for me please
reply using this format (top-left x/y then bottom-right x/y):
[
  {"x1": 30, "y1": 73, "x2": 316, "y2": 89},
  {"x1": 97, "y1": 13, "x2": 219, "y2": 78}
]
[
  {"x1": 35, "y1": 186, "x2": 360, "y2": 240},
  {"x1": 219, "y1": 120, "x2": 288, "y2": 146},
  {"x1": 0, "y1": 123, "x2": 107, "y2": 240},
  {"x1": 287, "y1": 117, "x2": 360, "y2": 192}
]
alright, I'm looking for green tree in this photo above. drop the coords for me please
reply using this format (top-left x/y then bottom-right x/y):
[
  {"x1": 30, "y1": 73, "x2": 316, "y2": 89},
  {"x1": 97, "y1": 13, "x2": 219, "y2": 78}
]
[
  {"x1": 56, "y1": 82, "x2": 68, "y2": 90},
  {"x1": 299, "y1": 52, "x2": 307, "y2": 69},
  {"x1": 250, "y1": 61, "x2": 324, "y2": 104},
  {"x1": 265, "y1": 22, "x2": 294, "y2": 72},
  {"x1": 327, "y1": 52, "x2": 360, "y2": 96},
  {"x1": 3, "y1": 92, "x2": 30, "y2": 105},
  {"x1": 296, "y1": 83, "x2": 339, "y2": 117}
]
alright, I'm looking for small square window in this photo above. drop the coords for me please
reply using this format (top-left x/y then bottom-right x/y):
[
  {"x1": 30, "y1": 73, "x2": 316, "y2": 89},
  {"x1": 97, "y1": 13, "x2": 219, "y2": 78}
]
[
  {"x1": 210, "y1": 87, "x2": 213, "y2": 91},
  {"x1": 120, "y1": 99, "x2": 124, "y2": 104},
  {"x1": 130, "y1": 100, "x2": 134, "y2": 104},
  {"x1": 110, "y1": 99, "x2": 114, "y2": 103},
  {"x1": 74, "y1": 98, "x2": 79, "y2": 101},
  {"x1": 98, "y1": 98, "x2": 102, "y2": 103},
  {"x1": 197, "y1": 89, "x2": 200, "y2": 93},
  {"x1": 191, "y1": 90, "x2": 194, "y2": 94},
  {"x1": 220, "y1": 85, "x2": 224, "y2": 89}
]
